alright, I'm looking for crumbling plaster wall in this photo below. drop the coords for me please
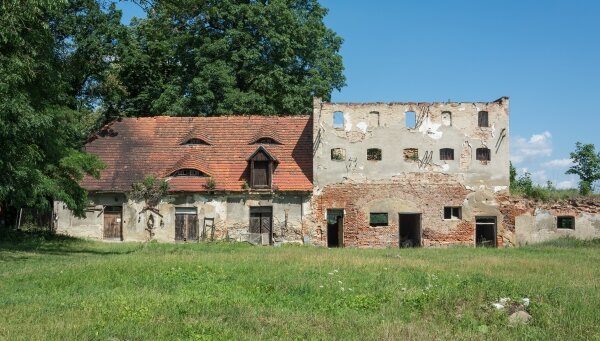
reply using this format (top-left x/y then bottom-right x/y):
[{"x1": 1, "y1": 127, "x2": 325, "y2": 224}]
[{"x1": 309, "y1": 97, "x2": 511, "y2": 248}]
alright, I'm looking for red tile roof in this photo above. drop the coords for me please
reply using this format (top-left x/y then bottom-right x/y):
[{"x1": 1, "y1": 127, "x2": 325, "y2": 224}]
[{"x1": 82, "y1": 116, "x2": 313, "y2": 193}]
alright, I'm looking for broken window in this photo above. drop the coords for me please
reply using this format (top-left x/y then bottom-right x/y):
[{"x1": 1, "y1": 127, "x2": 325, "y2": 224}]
[
  {"x1": 333, "y1": 111, "x2": 344, "y2": 129},
  {"x1": 557, "y1": 216, "x2": 575, "y2": 229},
  {"x1": 331, "y1": 148, "x2": 346, "y2": 161},
  {"x1": 405, "y1": 111, "x2": 416, "y2": 129},
  {"x1": 476, "y1": 148, "x2": 491, "y2": 161},
  {"x1": 183, "y1": 138, "x2": 209, "y2": 145},
  {"x1": 172, "y1": 169, "x2": 205, "y2": 177},
  {"x1": 443, "y1": 207, "x2": 461, "y2": 220},
  {"x1": 441, "y1": 111, "x2": 452, "y2": 126},
  {"x1": 478, "y1": 111, "x2": 489, "y2": 127},
  {"x1": 370, "y1": 213, "x2": 388, "y2": 227},
  {"x1": 403, "y1": 148, "x2": 419, "y2": 161},
  {"x1": 369, "y1": 111, "x2": 380, "y2": 128},
  {"x1": 367, "y1": 148, "x2": 382, "y2": 161},
  {"x1": 440, "y1": 148, "x2": 454, "y2": 161}
]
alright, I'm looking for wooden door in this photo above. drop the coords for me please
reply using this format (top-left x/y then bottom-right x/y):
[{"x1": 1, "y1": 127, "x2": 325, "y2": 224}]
[
  {"x1": 249, "y1": 207, "x2": 272, "y2": 245},
  {"x1": 175, "y1": 214, "x2": 186, "y2": 241},
  {"x1": 175, "y1": 213, "x2": 198, "y2": 241},
  {"x1": 186, "y1": 214, "x2": 198, "y2": 241},
  {"x1": 103, "y1": 207, "x2": 122, "y2": 240}
]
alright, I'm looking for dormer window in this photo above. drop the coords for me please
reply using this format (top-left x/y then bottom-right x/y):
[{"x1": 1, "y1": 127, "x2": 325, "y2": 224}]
[
  {"x1": 255, "y1": 138, "x2": 277, "y2": 144},
  {"x1": 247, "y1": 146, "x2": 278, "y2": 189},
  {"x1": 171, "y1": 169, "x2": 205, "y2": 177},
  {"x1": 183, "y1": 138, "x2": 210, "y2": 145}
]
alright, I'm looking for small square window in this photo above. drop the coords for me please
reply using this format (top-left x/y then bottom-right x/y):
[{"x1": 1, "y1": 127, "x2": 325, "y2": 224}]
[
  {"x1": 367, "y1": 148, "x2": 382, "y2": 161},
  {"x1": 370, "y1": 213, "x2": 388, "y2": 227},
  {"x1": 476, "y1": 148, "x2": 491, "y2": 161},
  {"x1": 557, "y1": 216, "x2": 575, "y2": 229},
  {"x1": 444, "y1": 207, "x2": 461, "y2": 220},
  {"x1": 331, "y1": 148, "x2": 346, "y2": 161},
  {"x1": 440, "y1": 148, "x2": 454, "y2": 161},
  {"x1": 403, "y1": 148, "x2": 418, "y2": 161}
]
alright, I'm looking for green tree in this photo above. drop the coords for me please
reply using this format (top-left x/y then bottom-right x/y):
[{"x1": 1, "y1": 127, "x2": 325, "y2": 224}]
[
  {"x1": 566, "y1": 142, "x2": 600, "y2": 195},
  {"x1": 0, "y1": 0, "x2": 122, "y2": 220},
  {"x1": 104, "y1": 0, "x2": 345, "y2": 119}
]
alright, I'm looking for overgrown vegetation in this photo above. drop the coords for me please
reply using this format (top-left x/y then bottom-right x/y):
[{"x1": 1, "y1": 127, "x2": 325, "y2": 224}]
[
  {"x1": 130, "y1": 176, "x2": 169, "y2": 208},
  {"x1": 1, "y1": 235, "x2": 599, "y2": 340}
]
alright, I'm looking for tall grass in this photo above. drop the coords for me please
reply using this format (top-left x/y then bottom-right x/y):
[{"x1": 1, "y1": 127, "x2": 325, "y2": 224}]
[{"x1": 1, "y1": 234, "x2": 599, "y2": 340}]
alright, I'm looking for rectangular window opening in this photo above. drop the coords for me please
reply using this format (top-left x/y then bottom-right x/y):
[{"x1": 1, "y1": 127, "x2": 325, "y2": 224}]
[
  {"x1": 557, "y1": 216, "x2": 575, "y2": 229},
  {"x1": 333, "y1": 111, "x2": 344, "y2": 129},
  {"x1": 440, "y1": 148, "x2": 454, "y2": 161},
  {"x1": 441, "y1": 111, "x2": 452, "y2": 126},
  {"x1": 476, "y1": 148, "x2": 491, "y2": 161},
  {"x1": 367, "y1": 148, "x2": 382, "y2": 161},
  {"x1": 478, "y1": 111, "x2": 489, "y2": 127},
  {"x1": 405, "y1": 111, "x2": 416, "y2": 129},
  {"x1": 403, "y1": 148, "x2": 419, "y2": 161},
  {"x1": 369, "y1": 111, "x2": 380, "y2": 128},
  {"x1": 370, "y1": 212, "x2": 388, "y2": 227},
  {"x1": 331, "y1": 148, "x2": 346, "y2": 161},
  {"x1": 444, "y1": 207, "x2": 461, "y2": 220}
]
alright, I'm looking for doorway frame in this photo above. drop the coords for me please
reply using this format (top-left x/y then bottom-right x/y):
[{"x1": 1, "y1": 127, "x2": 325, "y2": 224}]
[
  {"x1": 475, "y1": 216, "x2": 497, "y2": 247},
  {"x1": 326, "y1": 209, "x2": 344, "y2": 248},
  {"x1": 398, "y1": 212, "x2": 422, "y2": 248}
]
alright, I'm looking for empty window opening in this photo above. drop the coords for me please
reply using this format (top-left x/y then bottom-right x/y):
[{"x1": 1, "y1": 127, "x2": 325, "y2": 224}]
[
  {"x1": 367, "y1": 148, "x2": 382, "y2": 161},
  {"x1": 403, "y1": 148, "x2": 419, "y2": 161},
  {"x1": 557, "y1": 216, "x2": 575, "y2": 229},
  {"x1": 476, "y1": 148, "x2": 491, "y2": 161},
  {"x1": 175, "y1": 207, "x2": 198, "y2": 242},
  {"x1": 405, "y1": 111, "x2": 416, "y2": 129},
  {"x1": 444, "y1": 207, "x2": 461, "y2": 220},
  {"x1": 333, "y1": 111, "x2": 344, "y2": 129},
  {"x1": 399, "y1": 213, "x2": 421, "y2": 248},
  {"x1": 370, "y1": 212, "x2": 388, "y2": 227},
  {"x1": 249, "y1": 206, "x2": 273, "y2": 245},
  {"x1": 327, "y1": 209, "x2": 344, "y2": 247},
  {"x1": 441, "y1": 111, "x2": 452, "y2": 126},
  {"x1": 331, "y1": 148, "x2": 346, "y2": 161},
  {"x1": 172, "y1": 169, "x2": 205, "y2": 177},
  {"x1": 369, "y1": 111, "x2": 380, "y2": 128},
  {"x1": 475, "y1": 217, "x2": 497, "y2": 247},
  {"x1": 184, "y1": 138, "x2": 209, "y2": 145},
  {"x1": 440, "y1": 148, "x2": 454, "y2": 161},
  {"x1": 478, "y1": 111, "x2": 489, "y2": 127}
]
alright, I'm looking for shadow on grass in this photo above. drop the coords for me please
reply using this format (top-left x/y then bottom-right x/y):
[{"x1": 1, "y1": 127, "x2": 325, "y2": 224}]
[{"x1": 0, "y1": 230, "x2": 141, "y2": 260}]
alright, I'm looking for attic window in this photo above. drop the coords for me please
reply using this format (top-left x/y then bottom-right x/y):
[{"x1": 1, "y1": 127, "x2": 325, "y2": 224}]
[
  {"x1": 476, "y1": 148, "x2": 491, "y2": 161},
  {"x1": 557, "y1": 216, "x2": 575, "y2": 229},
  {"x1": 255, "y1": 138, "x2": 277, "y2": 144},
  {"x1": 440, "y1": 148, "x2": 454, "y2": 161},
  {"x1": 478, "y1": 111, "x2": 489, "y2": 127},
  {"x1": 331, "y1": 148, "x2": 346, "y2": 161},
  {"x1": 172, "y1": 169, "x2": 205, "y2": 177},
  {"x1": 367, "y1": 148, "x2": 382, "y2": 161},
  {"x1": 405, "y1": 111, "x2": 416, "y2": 129},
  {"x1": 183, "y1": 138, "x2": 209, "y2": 145},
  {"x1": 247, "y1": 147, "x2": 277, "y2": 189},
  {"x1": 333, "y1": 111, "x2": 344, "y2": 129}
]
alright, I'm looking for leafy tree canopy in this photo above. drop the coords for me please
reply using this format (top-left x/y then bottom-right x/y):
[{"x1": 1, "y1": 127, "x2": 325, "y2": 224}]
[
  {"x1": 104, "y1": 0, "x2": 345, "y2": 118},
  {"x1": 566, "y1": 142, "x2": 600, "y2": 195}
]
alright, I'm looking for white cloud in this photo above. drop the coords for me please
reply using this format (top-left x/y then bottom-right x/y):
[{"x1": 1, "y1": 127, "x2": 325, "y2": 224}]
[
  {"x1": 510, "y1": 131, "x2": 552, "y2": 164},
  {"x1": 542, "y1": 158, "x2": 574, "y2": 168},
  {"x1": 556, "y1": 180, "x2": 576, "y2": 189}
]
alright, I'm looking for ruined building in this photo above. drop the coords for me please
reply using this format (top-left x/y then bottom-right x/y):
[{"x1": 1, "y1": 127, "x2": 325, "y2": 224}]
[{"x1": 54, "y1": 98, "x2": 600, "y2": 246}]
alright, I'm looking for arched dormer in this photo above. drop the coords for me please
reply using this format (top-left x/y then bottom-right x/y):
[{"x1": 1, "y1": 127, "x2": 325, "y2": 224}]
[
  {"x1": 170, "y1": 168, "x2": 207, "y2": 177},
  {"x1": 165, "y1": 155, "x2": 213, "y2": 178},
  {"x1": 246, "y1": 146, "x2": 278, "y2": 189},
  {"x1": 248, "y1": 124, "x2": 283, "y2": 145},
  {"x1": 182, "y1": 138, "x2": 210, "y2": 145},
  {"x1": 180, "y1": 126, "x2": 212, "y2": 146}
]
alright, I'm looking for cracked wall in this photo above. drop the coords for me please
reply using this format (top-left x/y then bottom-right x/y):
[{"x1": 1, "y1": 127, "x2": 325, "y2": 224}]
[{"x1": 310, "y1": 97, "x2": 511, "y2": 247}]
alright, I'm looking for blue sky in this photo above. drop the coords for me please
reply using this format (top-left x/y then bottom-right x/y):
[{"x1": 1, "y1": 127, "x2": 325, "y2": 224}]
[{"x1": 117, "y1": 1, "x2": 600, "y2": 189}]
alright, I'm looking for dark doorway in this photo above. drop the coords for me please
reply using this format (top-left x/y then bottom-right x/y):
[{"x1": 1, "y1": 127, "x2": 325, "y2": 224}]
[
  {"x1": 103, "y1": 206, "x2": 123, "y2": 240},
  {"x1": 399, "y1": 213, "x2": 421, "y2": 248},
  {"x1": 476, "y1": 217, "x2": 497, "y2": 247},
  {"x1": 326, "y1": 209, "x2": 344, "y2": 247},
  {"x1": 249, "y1": 206, "x2": 273, "y2": 245},
  {"x1": 175, "y1": 207, "x2": 198, "y2": 242}
]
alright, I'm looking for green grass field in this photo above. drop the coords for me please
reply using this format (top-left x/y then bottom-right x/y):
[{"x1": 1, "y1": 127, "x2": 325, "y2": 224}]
[{"x1": 1, "y1": 233, "x2": 599, "y2": 340}]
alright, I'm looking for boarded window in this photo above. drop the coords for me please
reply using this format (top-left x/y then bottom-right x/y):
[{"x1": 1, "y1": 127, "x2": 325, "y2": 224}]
[
  {"x1": 370, "y1": 213, "x2": 388, "y2": 227},
  {"x1": 405, "y1": 111, "x2": 416, "y2": 129},
  {"x1": 478, "y1": 111, "x2": 489, "y2": 127},
  {"x1": 440, "y1": 148, "x2": 454, "y2": 161},
  {"x1": 331, "y1": 148, "x2": 346, "y2": 161},
  {"x1": 404, "y1": 148, "x2": 419, "y2": 161},
  {"x1": 333, "y1": 111, "x2": 344, "y2": 129},
  {"x1": 557, "y1": 216, "x2": 575, "y2": 229},
  {"x1": 441, "y1": 111, "x2": 452, "y2": 126},
  {"x1": 367, "y1": 148, "x2": 382, "y2": 161},
  {"x1": 172, "y1": 169, "x2": 204, "y2": 177},
  {"x1": 369, "y1": 111, "x2": 380, "y2": 128},
  {"x1": 444, "y1": 207, "x2": 461, "y2": 219},
  {"x1": 476, "y1": 148, "x2": 491, "y2": 161}
]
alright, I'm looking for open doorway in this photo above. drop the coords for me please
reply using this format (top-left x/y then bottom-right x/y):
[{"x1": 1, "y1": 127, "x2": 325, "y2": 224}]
[
  {"x1": 475, "y1": 216, "x2": 497, "y2": 247},
  {"x1": 399, "y1": 213, "x2": 421, "y2": 248},
  {"x1": 326, "y1": 209, "x2": 344, "y2": 247}
]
